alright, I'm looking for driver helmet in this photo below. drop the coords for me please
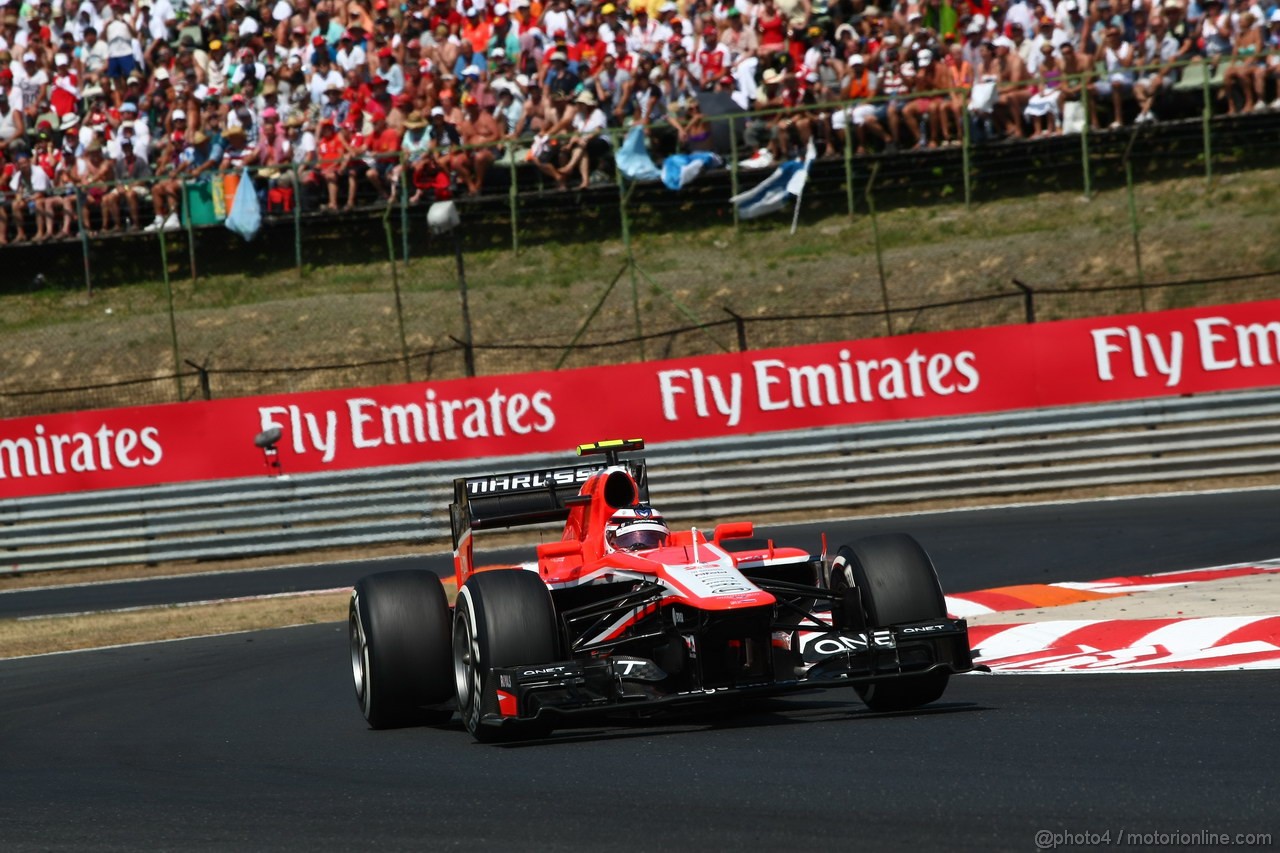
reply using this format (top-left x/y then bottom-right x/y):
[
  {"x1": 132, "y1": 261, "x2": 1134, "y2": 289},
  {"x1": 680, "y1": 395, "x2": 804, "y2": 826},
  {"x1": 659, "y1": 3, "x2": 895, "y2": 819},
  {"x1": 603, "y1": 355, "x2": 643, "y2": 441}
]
[{"x1": 605, "y1": 506, "x2": 669, "y2": 552}]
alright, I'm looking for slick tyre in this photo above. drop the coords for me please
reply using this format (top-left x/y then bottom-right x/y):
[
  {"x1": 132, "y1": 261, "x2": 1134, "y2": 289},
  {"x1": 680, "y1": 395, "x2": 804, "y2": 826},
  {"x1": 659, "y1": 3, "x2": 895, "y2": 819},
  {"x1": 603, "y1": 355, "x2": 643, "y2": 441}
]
[
  {"x1": 830, "y1": 534, "x2": 951, "y2": 712},
  {"x1": 350, "y1": 570, "x2": 454, "y2": 729},
  {"x1": 453, "y1": 569, "x2": 559, "y2": 742}
]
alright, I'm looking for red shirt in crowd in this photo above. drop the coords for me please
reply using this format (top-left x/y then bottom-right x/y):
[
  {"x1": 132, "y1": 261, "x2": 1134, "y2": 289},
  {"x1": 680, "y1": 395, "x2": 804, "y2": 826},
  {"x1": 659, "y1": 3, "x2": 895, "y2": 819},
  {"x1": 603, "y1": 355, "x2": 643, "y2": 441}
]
[
  {"x1": 429, "y1": 6, "x2": 465, "y2": 34},
  {"x1": 413, "y1": 160, "x2": 452, "y2": 199},
  {"x1": 317, "y1": 131, "x2": 347, "y2": 171},
  {"x1": 579, "y1": 34, "x2": 607, "y2": 76},
  {"x1": 369, "y1": 126, "x2": 403, "y2": 162},
  {"x1": 698, "y1": 43, "x2": 730, "y2": 80}
]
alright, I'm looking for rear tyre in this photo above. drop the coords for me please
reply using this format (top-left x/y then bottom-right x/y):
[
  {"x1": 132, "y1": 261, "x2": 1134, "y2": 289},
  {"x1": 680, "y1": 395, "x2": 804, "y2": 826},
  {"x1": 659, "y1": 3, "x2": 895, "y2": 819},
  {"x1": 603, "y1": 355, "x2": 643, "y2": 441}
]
[
  {"x1": 830, "y1": 534, "x2": 951, "y2": 712},
  {"x1": 453, "y1": 569, "x2": 559, "y2": 742},
  {"x1": 350, "y1": 570, "x2": 454, "y2": 729}
]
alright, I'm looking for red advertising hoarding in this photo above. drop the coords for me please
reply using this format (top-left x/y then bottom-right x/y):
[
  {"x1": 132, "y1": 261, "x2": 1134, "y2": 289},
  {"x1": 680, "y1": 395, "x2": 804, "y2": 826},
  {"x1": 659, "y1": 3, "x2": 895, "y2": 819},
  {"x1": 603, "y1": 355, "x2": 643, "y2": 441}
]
[{"x1": 4, "y1": 300, "x2": 1280, "y2": 499}]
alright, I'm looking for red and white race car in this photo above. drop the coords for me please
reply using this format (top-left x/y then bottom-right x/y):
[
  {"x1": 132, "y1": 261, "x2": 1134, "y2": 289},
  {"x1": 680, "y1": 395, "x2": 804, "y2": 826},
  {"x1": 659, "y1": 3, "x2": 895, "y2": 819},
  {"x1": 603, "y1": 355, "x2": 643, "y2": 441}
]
[{"x1": 349, "y1": 439, "x2": 974, "y2": 740}]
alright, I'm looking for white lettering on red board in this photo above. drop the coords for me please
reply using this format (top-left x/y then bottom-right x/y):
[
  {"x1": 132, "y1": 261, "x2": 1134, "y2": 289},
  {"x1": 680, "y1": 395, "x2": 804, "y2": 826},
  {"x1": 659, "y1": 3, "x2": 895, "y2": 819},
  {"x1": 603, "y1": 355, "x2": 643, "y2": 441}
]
[
  {"x1": 0, "y1": 424, "x2": 164, "y2": 480},
  {"x1": 257, "y1": 388, "x2": 557, "y2": 462},
  {"x1": 1091, "y1": 317, "x2": 1280, "y2": 388},
  {"x1": 658, "y1": 348, "x2": 980, "y2": 426}
]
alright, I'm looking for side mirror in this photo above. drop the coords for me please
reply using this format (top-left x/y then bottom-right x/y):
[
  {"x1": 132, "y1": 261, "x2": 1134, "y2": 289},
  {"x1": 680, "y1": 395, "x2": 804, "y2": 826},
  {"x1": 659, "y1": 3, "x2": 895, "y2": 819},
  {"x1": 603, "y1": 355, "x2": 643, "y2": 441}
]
[
  {"x1": 537, "y1": 540, "x2": 582, "y2": 561},
  {"x1": 712, "y1": 522, "x2": 753, "y2": 544}
]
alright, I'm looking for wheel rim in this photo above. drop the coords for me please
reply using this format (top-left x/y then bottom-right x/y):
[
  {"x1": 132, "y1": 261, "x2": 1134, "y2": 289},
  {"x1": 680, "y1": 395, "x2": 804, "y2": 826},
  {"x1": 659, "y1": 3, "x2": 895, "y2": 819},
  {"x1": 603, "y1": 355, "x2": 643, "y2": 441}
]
[
  {"x1": 349, "y1": 597, "x2": 370, "y2": 710},
  {"x1": 453, "y1": 609, "x2": 479, "y2": 718},
  {"x1": 453, "y1": 604, "x2": 486, "y2": 732}
]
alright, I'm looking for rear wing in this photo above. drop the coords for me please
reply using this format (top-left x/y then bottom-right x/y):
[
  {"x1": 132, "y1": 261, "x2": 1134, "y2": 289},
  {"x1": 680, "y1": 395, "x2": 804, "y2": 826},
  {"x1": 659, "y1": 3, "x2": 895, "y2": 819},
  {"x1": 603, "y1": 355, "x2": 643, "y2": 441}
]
[
  {"x1": 449, "y1": 462, "x2": 644, "y2": 543},
  {"x1": 449, "y1": 439, "x2": 649, "y2": 550},
  {"x1": 453, "y1": 458, "x2": 650, "y2": 545},
  {"x1": 449, "y1": 441, "x2": 649, "y2": 585}
]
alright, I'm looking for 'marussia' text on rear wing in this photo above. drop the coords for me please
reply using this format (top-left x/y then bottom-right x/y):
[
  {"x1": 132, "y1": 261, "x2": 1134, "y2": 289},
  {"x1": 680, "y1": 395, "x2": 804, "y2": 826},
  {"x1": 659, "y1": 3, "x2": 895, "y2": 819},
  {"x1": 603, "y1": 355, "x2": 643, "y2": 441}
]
[{"x1": 449, "y1": 443, "x2": 649, "y2": 552}]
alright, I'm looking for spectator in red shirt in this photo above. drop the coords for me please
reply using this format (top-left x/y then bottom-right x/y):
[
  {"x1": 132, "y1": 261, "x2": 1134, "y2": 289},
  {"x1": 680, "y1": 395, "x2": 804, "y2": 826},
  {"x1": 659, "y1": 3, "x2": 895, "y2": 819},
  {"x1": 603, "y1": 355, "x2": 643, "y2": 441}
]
[
  {"x1": 757, "y1": 0, "x2": 788, "y2": 56},
  {"x1": 364, "y1": 105, "x2": 404, "y2": 201},
  {"x1": 310, "y1": 118, "x2": 354, "y2": 210},
  {"x1": 579, "y1": 28, "x2": 608, "y2": 78},
  {"x1": 429, "y1": 0, "x2": 465, "y2": 37},
  {"x1": 698, "y1": 27, "x2": 731, "y2": 88}
]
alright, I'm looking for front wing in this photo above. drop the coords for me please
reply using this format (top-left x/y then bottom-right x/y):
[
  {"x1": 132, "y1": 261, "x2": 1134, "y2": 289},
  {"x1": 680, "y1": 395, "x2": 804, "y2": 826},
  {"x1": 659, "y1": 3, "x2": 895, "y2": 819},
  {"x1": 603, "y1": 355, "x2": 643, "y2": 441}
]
[{"x1": 475, "y1": 617, "x2": 973, "y2": 731}]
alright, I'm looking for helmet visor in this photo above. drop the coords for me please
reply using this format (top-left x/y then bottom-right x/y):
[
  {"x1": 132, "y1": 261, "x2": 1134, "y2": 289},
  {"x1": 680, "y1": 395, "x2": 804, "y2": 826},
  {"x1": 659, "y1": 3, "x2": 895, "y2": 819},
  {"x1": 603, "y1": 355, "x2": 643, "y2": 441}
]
[{"x1": 610, "y1": 521, "x2": 668, "y2": 551}]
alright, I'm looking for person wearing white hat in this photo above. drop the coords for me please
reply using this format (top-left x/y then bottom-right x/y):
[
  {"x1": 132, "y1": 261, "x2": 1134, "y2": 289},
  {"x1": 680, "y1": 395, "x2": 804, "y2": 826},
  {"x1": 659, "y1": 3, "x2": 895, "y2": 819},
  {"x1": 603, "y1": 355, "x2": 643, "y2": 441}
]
[
  {"x1": 903, "y1": 47, "x2": 956, "y2": 148},
  {"x1": 742, "y1": 64, "x2": 785, "y2": 160},
  {"x1": 14, "y1": 51, "x2": 49, "y2": 115},
  {"x1": 830, "y1": 53, "x2": 884, "y2": 156},
  {"x1": 489, "y1": 3, "x2": 521, "y2": 62},
  {"x1": 556, "y1": 88, "x2": 608, "y2": 190},
  {"x1": 991, "y1": 35, "x2": 1032, "y2": 139}
]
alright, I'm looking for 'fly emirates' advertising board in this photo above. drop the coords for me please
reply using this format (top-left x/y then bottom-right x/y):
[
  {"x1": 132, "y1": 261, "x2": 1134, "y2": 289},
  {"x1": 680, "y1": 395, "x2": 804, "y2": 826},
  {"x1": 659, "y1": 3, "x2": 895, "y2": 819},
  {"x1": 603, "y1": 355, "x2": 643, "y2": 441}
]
[{"x1": 4, "y1": 300, "x2": 1280, "y2": 499}]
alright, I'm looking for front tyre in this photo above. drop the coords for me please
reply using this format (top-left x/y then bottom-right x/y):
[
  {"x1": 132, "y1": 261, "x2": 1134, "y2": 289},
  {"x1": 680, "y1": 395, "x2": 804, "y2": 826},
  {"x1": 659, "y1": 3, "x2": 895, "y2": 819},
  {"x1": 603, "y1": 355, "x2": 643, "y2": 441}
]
[
  {"x1": 350, "y1": 570, "x2": 454, "y2": 729},
  {"x1": 454, "y1": 569, "x2": 559, "y2": 742},
  {"x1": 831, "y1": 534, "x2": 951, "y2": 712}
]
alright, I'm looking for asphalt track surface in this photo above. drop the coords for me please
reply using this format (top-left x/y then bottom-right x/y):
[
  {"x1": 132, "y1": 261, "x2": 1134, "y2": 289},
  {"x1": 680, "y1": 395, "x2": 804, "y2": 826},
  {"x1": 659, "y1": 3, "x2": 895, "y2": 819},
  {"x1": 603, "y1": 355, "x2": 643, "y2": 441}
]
[{"x1": 4, "y1": 490, "x2": 1280, "y2": 851}]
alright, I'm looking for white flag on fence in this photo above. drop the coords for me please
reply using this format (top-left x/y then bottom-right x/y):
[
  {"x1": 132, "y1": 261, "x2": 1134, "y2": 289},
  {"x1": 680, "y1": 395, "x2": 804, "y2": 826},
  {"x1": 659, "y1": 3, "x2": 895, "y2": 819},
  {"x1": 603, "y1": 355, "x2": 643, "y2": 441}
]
[{"x1": 729, "y1": 142, "x2": 815, "y2": 222}]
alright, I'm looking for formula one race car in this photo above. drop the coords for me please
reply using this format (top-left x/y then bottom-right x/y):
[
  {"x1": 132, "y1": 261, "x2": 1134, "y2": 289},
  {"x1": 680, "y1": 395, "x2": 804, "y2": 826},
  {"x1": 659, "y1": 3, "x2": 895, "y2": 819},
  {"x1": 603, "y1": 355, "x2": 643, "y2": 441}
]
[{"x1": 349, "y1": 439, "x2": 974, "y2": 740}]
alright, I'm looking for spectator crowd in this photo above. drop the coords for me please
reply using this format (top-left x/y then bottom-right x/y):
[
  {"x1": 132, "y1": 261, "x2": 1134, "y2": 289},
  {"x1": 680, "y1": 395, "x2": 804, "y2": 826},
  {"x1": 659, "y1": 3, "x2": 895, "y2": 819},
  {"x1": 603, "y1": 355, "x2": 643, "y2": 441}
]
[{"x1": 2, "y1": 0, "x2": 1279, "y2": 242}]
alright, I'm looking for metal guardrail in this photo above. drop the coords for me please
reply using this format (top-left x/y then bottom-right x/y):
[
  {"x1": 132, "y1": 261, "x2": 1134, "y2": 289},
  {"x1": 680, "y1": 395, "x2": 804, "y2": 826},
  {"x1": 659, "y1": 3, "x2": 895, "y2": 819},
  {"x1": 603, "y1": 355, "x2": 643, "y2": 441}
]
[{"x1": 4, "y1": 387, "x2": 1279, "y2": 574}]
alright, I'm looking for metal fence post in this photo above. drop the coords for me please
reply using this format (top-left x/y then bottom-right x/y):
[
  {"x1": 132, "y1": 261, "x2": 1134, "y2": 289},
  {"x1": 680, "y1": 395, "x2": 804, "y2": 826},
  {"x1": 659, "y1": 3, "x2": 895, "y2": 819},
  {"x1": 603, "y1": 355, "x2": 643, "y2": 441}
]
[
  {"x1": 75, "y1": 187, "x2": 92, "y2": 296},
  {"x1": 381, "y1": 201, "x2": 412, "y2": 383},
  {"x1": 728, "y1": 122, "x2": 740, "y2": 233},
  {"x1": 452, "y1": 228, "x2": 476, "y2": 377},
  {"x1": 865, "y1": 162, "x2": 891, "y2": 335},
  {"x1": 1122, "y1": 128, "x2": 1145, "y2": 296},
  {"x1": 612, "y1": 128, "x2": 645, "y2": 360},
  {"x1": 157, "y1": 231, "x2": 183, "y2": 401},
  {"x1": 399, "y1": 151, "x2": 410, "y2": 265},
  {"x1": 507, "y1": 141, "x2": 520, "y2": 255},
  {"x1": 1080, "y1": 85, "x2": 1093, "y2": 198},
  {"x1": 1201, "y1": 60, "x2": 1213, "y2": 189},
  {"x1": 961, "y1": 105, "x2": 972, "y2": 211},
  {"x1": 292, "y1": 164, "x2": 303, "y2": 277},
  {"x1": 183, "y1": 181, "x2": 198, "y2": 284},
  {"x1": 843, "y1": 107, "x2": 856, "y2": 219}
]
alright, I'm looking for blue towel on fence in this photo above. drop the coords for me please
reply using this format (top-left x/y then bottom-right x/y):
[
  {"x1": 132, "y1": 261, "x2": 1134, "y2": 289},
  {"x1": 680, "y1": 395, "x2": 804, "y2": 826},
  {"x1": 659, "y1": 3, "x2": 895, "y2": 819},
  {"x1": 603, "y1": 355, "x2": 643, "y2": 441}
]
[
  {"x1": 225, "y1": 167, "x2": 262, "y2": 241},
  {"x1": 661, "y1": 151, "x2": 723, "y2": 191},
  {"x1": 615, "y1": 126, "x2": 662, "y2": 183}
]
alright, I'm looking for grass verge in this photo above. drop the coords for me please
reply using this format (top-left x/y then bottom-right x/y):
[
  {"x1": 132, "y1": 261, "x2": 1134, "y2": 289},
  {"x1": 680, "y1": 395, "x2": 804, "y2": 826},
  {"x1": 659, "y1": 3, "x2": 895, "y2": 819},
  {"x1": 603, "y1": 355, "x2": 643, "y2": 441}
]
[{"x1": 0, "y1": 590, "x2": 352, "y2": 660}]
